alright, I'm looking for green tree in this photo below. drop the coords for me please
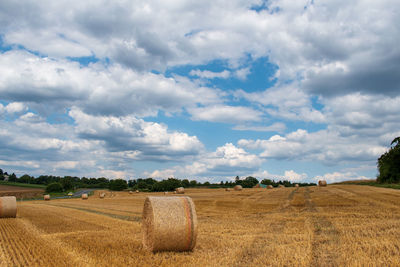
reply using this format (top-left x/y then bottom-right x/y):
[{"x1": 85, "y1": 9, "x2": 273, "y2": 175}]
[
  {"x1": 46, "y1": 182, "x2": 63, "y2": 193},
  {"x1": 377, "y1": 136, "x2": 400, "y2": 183},
  {"x1": 109, "y1": 179, "x2": 128, "y2": 191}
]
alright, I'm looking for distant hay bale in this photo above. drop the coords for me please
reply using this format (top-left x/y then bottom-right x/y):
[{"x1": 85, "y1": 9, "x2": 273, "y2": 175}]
[
  {"x1": 234, "y1": 185, "x2": 243, "y2": 191},
  {"x1": 142, "y1": 196, "x2": 198, "y2": 252},
  {"x1": 81, "y1": 193, "x2": 88, "y2": 200},
  {"x1": 267, "y1": 185, "x2": 273, "y2": 189},
  {"x1": 129, "y1": 191, "x2": 133, "y2": 194},
  {"x1": 136, "y1": 190, "x2": 140, "y2": 193},
  {"x1": 278, "y1": 185, "x2": 285, "y2": 188},
  {"x1": 99, "y1": 193, "x2": 106, "y2": 198},
  {"x1": 44, "y1": 194, "x2": 50, "y2": 201},
  {"x1": 173, "y1": 191, "x2": 177, "y2": 194},
  {"x1": 175, "y1": 187, "x2": 185, "y2": 194},
  {"x1": 0, "y1": 196, "x2": 17, "y2": 218},
  {"x1": 295, "y1": 184, "x2": 299, "y2": 188},
  {"x1": 318, "y1": 180, "x2": 327, "y2": 187},
  {"x1": 164, "y1": 192, "x2": 169, "y2": 195},
  {"x1": 225, "y1": 188, "x2": 231, "y2": 191}
]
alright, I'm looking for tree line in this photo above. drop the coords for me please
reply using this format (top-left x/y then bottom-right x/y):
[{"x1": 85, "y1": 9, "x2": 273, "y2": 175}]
[{"x1": 377, "y1": 136, "x2": 400, "y2": 183}]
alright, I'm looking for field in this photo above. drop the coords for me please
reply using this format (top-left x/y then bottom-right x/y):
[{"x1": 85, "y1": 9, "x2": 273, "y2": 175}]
[
  {"x1": 1, "y1": 185, "x2": 400, "y2": 266},
  {"x1": 0, "y1": 185, "x2": 44, "y2": 199}
]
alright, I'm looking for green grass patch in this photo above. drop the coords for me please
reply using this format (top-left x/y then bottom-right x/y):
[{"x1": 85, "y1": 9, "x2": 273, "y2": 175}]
[
  {"x1": 0, "y1": 181, "x2": 46, "y2": 189},
  {"x1": 334, "y1": 180, "x2": 400, "y2": 190}
]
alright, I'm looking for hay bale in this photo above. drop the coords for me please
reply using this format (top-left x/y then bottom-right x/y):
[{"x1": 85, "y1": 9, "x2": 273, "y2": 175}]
[
  {"x1": 318, "y1": 180, "x2": 327, "y2": 187},
  {"x1": 142, "y1": 196, "x2": 198, "y2": 252},
  {"x1": 44, "y1": 194, "x2": 50, "y2": 201},
  {"x1": 173, "y1": 191, "x2": 177, "y2": 194},
  {"x1": 136, "y1": 190, "x2": 140, "y2": 193},
  {"x1": 81, "y1": 193, "x2": 88, "y2": 200},
  {"x1": 234, "y1": 185, "x2": 243, "y2": 191},
  {"x1": 99, "y1": 193, "x2": 106, "y2": 198},
  {"x1": 278, "y1": 185, "x2": 285, "y2": 188},
  {"x1": 0, "y1": 196, "x2": 17, "y2": 218},
  {"x1": 175, "y1": 187, "x2": 185, "y2": 194},
  {"x1": 225, "y1": 188, "x2": 231, "y2": 191},
  {"x1": 267, "y1": 185, "x2": 273, "y2": 189},
  {"x1": 164, "y1": 192, "x2": 169, "y2": 195},
  {"x1": 129, "y1": 191, "x2": 133, "y2": 194},
  {"x1": 295, "y1": 184, "x2": 299, "y2": 188}
]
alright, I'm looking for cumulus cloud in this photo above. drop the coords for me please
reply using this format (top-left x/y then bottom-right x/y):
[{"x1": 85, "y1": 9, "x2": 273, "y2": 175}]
[
  {"x1": 232, "y1": 122, "x2": 286, "y2": 132},
  {"x1": 188, "y1": 105, "x2": 263, "y2": 123},
  {"x1": 69, "y1": 108, "x2": 204, "y2": 159}
]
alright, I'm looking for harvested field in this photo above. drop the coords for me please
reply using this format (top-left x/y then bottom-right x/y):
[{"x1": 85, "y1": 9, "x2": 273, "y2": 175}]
[
  {"x1": 0, "y1": 185, "x2": 44, "y2": 199},
  {"x1": 1, "y1": 185, "x2": 400, "y2": 266}
]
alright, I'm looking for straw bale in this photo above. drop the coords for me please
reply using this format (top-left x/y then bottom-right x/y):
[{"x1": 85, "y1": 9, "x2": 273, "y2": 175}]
[
  {"x1": 0, "y1": 196, "x2": 17, "y2": 218},
  {"x1": 99, "y1": 193, "x2": 106, "y2": 198},
  {"x1": 136, "y1": 190, "x2": 140, "y2": 193},
  {"x1": 295, "y1": 184, "x2": 299, "y2": 188},
  {"x1": 318, "y1": 180, "x2": 327, "y2": 187},
  {"x1": 173, "y1": 191, "x2": 177, "y2": 194},
  {"x1": 234, "y1": 185, "x2": 243, "y2": 191},
  {"x1": 44, "y1": 194, "x2": 50, "y2": 201},
  {"x1": 267, "y1": 185, "x2": 273, "y2": 189},
  {"x1": 225, "y1": 188, "x2": 231, "y2": 191},
  {"x1": 278, "y1": 185, "x2": 285, "y2": 188},
  {"x1": 164, "y1": 192, "x2": 169, "y2": 195},
  {"x1": 175, "y1": 187, "x2": 185, "y2": 194},
  {"x1": 142, "y1": 196, "x2": 198, "y2": 252},
  {"x1": 81, "y1": 193, "x2": 88, "y2": 200},
  {"x1": 129, "y1": 191, "x2": 133, "y2": 194}
]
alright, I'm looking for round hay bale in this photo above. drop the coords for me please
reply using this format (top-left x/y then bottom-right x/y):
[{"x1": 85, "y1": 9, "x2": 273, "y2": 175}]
[
  {"x1": 142, "y1": 196, "x2": 198, "y2": 252},
  {"x1": 99, "y1": 193, "x2": 106, "y2": 198},
  {"x1": 278, "y1": 184, "x2": 285, "y2": 188},
  {"x1": 318, "y1": 180, "x2": 327, "y2": 187},
  {"x1": 81, "y1": 193, "x2": 88, "y2": 200},
  {"x1": 164, "y1": 192, "x2": 169, "y2": 195},
  {"x1": 175, "y1": 187, "x2": 185, "y2": 194},
  {"x1": 234, "y1": 185, "x2": 243, "y2": 191},
  {"x1": 44, "y1": 194, "x2": 50, "y2": 201},
  {"x1": 129, "y1": 191, "x2": 133, "y2": 194},
  {"x1": 0, "y1": 196, "x2": 17, "y2": 218},
  {"x1": 225, "y1": 188, "x2": 231, "y2": 191},
  {"x1": 295, "y1": 184, "x2": 299, "y2": 188},
  {"x1": 267, "y1": 185, "x2": 273, "y2": 189},
  {"x1": 136, "y1": 190, "x2": 140, "y2": 193},
  {"x1": 173, "y1": 191, "x2": 177, "y2": 194}
]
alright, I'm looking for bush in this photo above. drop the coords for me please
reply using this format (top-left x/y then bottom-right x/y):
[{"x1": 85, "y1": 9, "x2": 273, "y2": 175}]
[
  {"x1": 109, "y1": 179, "x2": 128, "y2": 191},
  {"x1": 46, "y1": 182, "x2": 63, "y2": 193}
]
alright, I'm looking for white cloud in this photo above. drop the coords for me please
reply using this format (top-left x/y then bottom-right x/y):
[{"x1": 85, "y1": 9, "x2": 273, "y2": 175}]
[
  {"x1": 189, "y1": 69, "x2": 230, "y2": 79},
  {"x1": 188, "y1": 105, "x2": 263, "y2": 123},
  {"x1": 232, "y1": 122, "x2": 286, "y2": 132}
]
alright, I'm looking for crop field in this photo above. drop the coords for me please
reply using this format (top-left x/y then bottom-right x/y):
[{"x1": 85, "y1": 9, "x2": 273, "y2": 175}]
[
  {"x1": 1, "y1": 185, "x2": 400, "y2": 266},
  {"x1": 0, "y1": 185, "x2": 44, "y2": 199}
]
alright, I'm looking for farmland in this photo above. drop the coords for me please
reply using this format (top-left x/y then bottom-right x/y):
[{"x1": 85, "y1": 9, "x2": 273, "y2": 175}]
[
  {"x1": 0, "y1": 185, "x2": 44, "y2": 199},
  {"x1": 1, "y1": 185, "x2": 400, "y2": 266}
]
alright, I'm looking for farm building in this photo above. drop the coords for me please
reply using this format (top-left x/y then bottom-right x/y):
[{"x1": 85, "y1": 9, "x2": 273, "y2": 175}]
[{"x1": 253, "y1": 183, "x2": 267, "y2": 188}]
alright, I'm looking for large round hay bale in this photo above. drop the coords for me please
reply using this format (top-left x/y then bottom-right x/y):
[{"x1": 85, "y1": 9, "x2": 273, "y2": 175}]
[
  {"x1": 234, "y1": 185, "x2": 243, "y2": 191},
  {"x1": 44, "y1": 194, "x2": 50, "y2": 201},
  {"x1": 295, "y1": 184, "x2": 299, "y2": 188},
  {"x1": 225, "y1": 188, "x2": 231, "y2": 191},
  {"x1": 175, "y1": 187, "x2": 185, "y2": 194},
  {"x1": 278, "y1": 185, "x2": 285, "y2": 188},
  {"x1": 267, "y1": 185, "x2": 273, "y2": 189},
  {"x1": 99, "y1": 193, "x2": 106, "y2": 198},
  {"x1": 0, "y1": 196, "x2": 17, "y2": 218},
  {"x1": 81, "y1": 193, "x2": 88, "y2": 200},
  {"x1": 318, "y1": 180, "x2": 327, "y2": 187},
  {"x1": 129, "y1": 191, "x2": 133, "y2": 194},
  {"x1": 142, "y1": 196, "x2": 197, "y2": 252}
]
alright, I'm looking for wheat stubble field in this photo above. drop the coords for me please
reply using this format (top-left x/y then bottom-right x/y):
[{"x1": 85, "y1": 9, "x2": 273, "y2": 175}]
[{"x1": 1, "y1": 185, "x2": 400, "y2": 266}]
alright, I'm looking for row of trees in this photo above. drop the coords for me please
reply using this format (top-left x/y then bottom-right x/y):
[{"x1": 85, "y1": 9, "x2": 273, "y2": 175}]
[{"x1": 0, "y1": 168, "x2": 317, "y2": 193}]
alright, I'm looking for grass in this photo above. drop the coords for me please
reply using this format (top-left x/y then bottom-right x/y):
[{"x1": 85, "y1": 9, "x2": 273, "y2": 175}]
[
  {"x1": 1, "y1": 186, "x2": 400, "y2": 266},
  {"x1": 0, "y1": 181, "x2": 46, "y2": 188}
]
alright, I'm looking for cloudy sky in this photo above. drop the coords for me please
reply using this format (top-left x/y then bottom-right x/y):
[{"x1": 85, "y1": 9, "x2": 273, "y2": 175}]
[{"x1": 1, "y1": 0, "x2": 399, "y2": 183}]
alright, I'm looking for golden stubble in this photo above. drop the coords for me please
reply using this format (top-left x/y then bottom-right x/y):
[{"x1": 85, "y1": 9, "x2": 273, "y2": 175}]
[{"x1": 0, "y1": 186, "x2": 399, "y2": 266}]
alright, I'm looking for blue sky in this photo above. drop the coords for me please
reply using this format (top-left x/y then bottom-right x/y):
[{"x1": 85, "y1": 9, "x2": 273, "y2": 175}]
[{"x1": 0, "y1": 0, "x2": 399, "y2": 183}]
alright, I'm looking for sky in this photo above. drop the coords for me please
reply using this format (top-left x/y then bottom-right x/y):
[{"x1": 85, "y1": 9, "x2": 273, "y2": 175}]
[{"x1": 0, "y1": 0, "x2": 399, "y2": 183}]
